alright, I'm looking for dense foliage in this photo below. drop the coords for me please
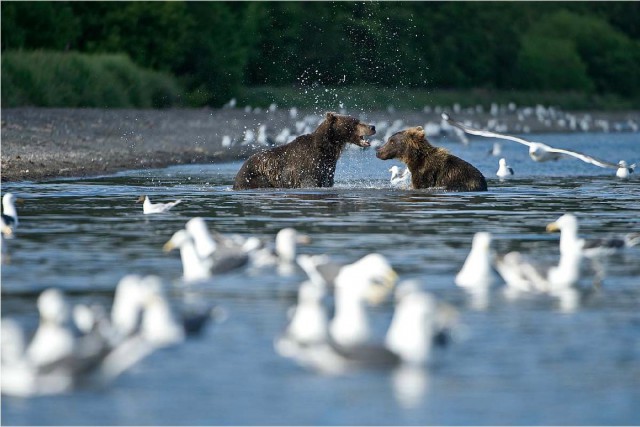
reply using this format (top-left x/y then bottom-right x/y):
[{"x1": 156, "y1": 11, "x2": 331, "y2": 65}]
[
  {"x1": 2, "y1": 1, "x2": 639, "y2": 107},
  {"x1": 1, "y1": 51, "x2": 180, "y2": 108}
]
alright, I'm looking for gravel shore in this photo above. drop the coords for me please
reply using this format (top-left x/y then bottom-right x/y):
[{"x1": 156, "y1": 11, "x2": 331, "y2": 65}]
[{"x1": 2, "y1": 107, "x2": 638, "y2": 182}]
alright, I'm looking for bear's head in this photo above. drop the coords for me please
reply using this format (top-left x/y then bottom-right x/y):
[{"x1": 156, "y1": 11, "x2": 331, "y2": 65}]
[
  {"x1": 325, "y1": 112, "x2": 376, "y2": 148},
  {"x1": 376, "y1": 126, "x2": 428, "y2": 161}
]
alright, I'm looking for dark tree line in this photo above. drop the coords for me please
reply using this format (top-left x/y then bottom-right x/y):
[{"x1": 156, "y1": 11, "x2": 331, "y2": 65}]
[{"x1": 2, "y1": 1, "x2": 639, "y2": 106}]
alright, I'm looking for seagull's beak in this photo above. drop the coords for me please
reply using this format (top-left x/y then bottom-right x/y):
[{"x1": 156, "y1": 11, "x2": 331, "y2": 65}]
[
  {"x1": 136, "y1": 196, "x2": 145, "y2": 203},
  {"x1": 162, "y1": 240, "x2": 176, "y2": 253},
  {"x1": 546, "y1": 222, "x2": 560, "y2": 233},
  {"x1": 1, "y1": 224, "x2": 13, "y2": 236}
]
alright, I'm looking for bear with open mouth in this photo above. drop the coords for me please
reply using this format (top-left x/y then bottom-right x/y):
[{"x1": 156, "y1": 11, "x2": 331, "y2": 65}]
[{"x1": 233, "y1": 112, "x2": 375, "y2": 189}]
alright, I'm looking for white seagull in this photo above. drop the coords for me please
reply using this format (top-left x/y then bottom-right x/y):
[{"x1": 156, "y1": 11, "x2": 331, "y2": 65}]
[
  {"x1": 275, "y1": 254, "x2": 399, "y2": 374},
  {"x1": 616, "y1": 160, "x2": 635, "y2": 179},
  {"x1": 443, "y1": 113, "x2": 633, "y2": 174},
  {"x1": 389, "y1": 166, "x2": 412, "y2": 189},
  {"x1": 546, "y1": 213, "x2": 640, "y2": 258},
  {"x1": 136, "y1": 195, "x2": 182, "y2": 214},
  {"x1": 455, "y1": 232, "x2": 494, "y2": 289},
  {"x1": 2, "y1": 193, "x2": 23, "y2": 234},
  {"x1": 496, "y1": 158, "x2": 514, "y2": 179}
]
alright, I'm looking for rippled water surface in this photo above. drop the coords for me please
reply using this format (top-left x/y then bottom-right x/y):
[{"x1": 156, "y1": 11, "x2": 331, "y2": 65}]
[{"x1": 2, "y1": 133, "x2": 640, "y2": 425}]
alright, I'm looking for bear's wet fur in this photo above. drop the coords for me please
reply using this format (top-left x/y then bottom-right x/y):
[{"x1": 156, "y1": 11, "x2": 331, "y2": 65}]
[
  {"x1": 233, "y1": 112, "x2": 375, "y2": 189},
  {"x1": 376, "y1": 126, "x2": 488, "y2": 192}
]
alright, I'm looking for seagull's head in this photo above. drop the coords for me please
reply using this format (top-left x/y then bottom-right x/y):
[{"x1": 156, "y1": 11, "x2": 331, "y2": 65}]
[
  {"x1": 472, "y1": 232, "x2": 492, "y2": 251},
  {"x1": 2, "y1": 193, "x2": 24, "y2": 208},
  {"x1": 618, "y1": 160, "x2": 628, "y2": 168},
  {"x1": 498, "y1": 158, "x2": 507, "y2": 167},
  {"x1": 275, "y1": 228, "x2": 310, "y2": 262},
  {"x1": 163, "y1": 229, "x2": 192, "y2": 252},
  {"x1": 546, "y1": 213, "x2": 578, "y2": 233},
  {"x1": 336, "y1": 253, "x2": 398, "y2": 305},
  {"x1": 37, "y1": 288, "x2": 71, "y2": 325}
]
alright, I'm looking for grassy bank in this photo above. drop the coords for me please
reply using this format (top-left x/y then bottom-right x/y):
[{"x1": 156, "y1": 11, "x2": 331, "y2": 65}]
[
  {"x1": 238, "y1": 86, "x2": 637, "y2": 112},
  {"x1": 1, "y1": 51, "x2": 181, "y2": 108}
]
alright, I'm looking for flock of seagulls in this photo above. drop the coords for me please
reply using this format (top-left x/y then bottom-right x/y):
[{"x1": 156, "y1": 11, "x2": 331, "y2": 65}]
[
  {"x1": 2, "y1": 190, "x2": 460, "y2": 396},
  {"x1": 2, "y1": 102, "x2": 637, "y2": 400},
  {"x1": 454, "y1": 213, "x2": 639, "y2": 311},
  {"x1": 443, "y1": 112, "x2": 636, "y2": 179},
  {"x1": 1, "y1": 274, "x2": 218, "y2": 397}
]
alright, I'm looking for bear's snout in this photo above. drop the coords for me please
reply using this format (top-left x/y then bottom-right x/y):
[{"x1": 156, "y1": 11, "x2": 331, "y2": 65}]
[{"x1": 376, "y1": 147, "x2": 388, "y2": 160}]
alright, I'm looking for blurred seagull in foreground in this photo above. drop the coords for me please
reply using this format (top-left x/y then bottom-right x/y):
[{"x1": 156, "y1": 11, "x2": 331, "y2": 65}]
[
  {"x1": 276, "y1": 278, "x2": 457, "y2": 375},
  {"x1": 136, "y1": 195, "x2": 182, "y2": 214},
  {"x1": 443, "y1": 113, "x2": 633, "y2": 173},
  {"x1": 496, "y1": 158, "x2": 514, "y2": 179},
  {"x1": 455, "y1": 232, "x2": 494, "y2": 289},
  {"x1": 546, "y1": 213, "x2": 640, "y2": 258}
]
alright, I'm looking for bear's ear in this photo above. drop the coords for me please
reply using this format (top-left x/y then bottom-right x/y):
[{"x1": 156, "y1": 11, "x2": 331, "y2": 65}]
[
  {"x1": 326, "y1": 111, "x2": 337, "y2": 121},
  {"x1": 409, "y1": 126, "x2": 425, "y2": 139}
]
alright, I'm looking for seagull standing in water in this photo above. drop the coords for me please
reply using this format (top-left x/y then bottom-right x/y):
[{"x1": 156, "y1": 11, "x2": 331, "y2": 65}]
[
  {"x1": 136, "y1": 195, "x2": 182, "y2": 214},
  {"x1": 455, "y1": 232, "x2": 494, "y2": 289},
  {"x1": 2, "y1": 193, "x2": 23, "y2": 234},
  {"x1": 546, "y1": 213, "x2": 640, "y2": 258},
  {"x1": 496, "y1": 158, "x2": 514, "y2": 179},
  {"x1": 389, "y1": 166, "x2": 412, "y2": 189},
  {"x1": 443, "y1": 113, "x2": 633, "y2": 175},
  {"x1": 616, "y1": 160, "x2": 635, "y2": 179}
]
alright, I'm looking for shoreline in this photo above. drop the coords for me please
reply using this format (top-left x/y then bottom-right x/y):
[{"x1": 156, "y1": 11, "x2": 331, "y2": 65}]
[{"x1": 2, "y1": 107, "x2": 639, "y2": 182}]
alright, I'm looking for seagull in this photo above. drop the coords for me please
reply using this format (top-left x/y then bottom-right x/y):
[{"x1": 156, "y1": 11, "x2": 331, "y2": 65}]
[
  {"x1": 329, "y1": 254, "x2": 399, "y2": 349},
  {"x1": 276, "y1": 279, "x2": 456, "y2": 375},
  {"x1": 249, "y1": 227, "x2": 311, "y2": 269},
  {"x1": 443, "y1": 112, "x2": 632, "y2": 172},
  {"x1": 496, "y1": 158, "x2": 514, "y2": 179},
  {"x1": 455, "y1": 232, "x2": 494, "y2": 289},
  {"x1": 389, "y1": 166, "x2": 412, "y2": 189},
  {"x1": 546, "y1": 213, "x2": 640, "y2": 258},
  {"x1": 275, "y1": 255, "x2": 398, "y2": 375},
  {"x1": 616, "y1": 160, "x2": 635, "y2": 179},
  {"x1": 136, "y1": 195, "x2": 182, "y2": 214},
  {"x1": 2, "y1": 289, "x2": 116, "y2": 397},
  {"x1": 495, "y1": 250, "x2": 583, "y2": 294},
  {"x1": 164, "y1": 228, "x2": 249, "y2": 281},
  {"x1": 2, "y1": 193, "x2": 23, "y2": 233}
]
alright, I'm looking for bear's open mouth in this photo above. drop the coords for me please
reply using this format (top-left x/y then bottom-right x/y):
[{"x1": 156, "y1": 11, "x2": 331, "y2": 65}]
[{"x1": 358, "y1": 135, "x2": 371, "y2": 147}]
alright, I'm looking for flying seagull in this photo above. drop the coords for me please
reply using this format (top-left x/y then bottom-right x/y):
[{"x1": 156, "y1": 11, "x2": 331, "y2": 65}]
[{"x1": 442, "y1": 113, "x2": 635, "y2": 176}]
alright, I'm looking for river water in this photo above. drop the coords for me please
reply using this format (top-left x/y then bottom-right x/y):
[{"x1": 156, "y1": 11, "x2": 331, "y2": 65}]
[{"x1": 2, "y1": 132, "x2": 639, "y2": 425}]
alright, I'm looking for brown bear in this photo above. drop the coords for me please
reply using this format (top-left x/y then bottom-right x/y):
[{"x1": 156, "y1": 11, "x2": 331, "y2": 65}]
[
  {"x1": 376, "y1": 126, "x2": 488, "y2": 192},
  {"x1": 233, "y1": 112, "x2": 376, "y2": 189}
]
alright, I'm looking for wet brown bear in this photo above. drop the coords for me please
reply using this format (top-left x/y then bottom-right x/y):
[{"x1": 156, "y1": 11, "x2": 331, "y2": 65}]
[
  {"x1": 376, "y1": 126, "x2": 487, "y2": 192},
  {"x1": 233, "y1": 112, "x2": 375, "y2": 189}
]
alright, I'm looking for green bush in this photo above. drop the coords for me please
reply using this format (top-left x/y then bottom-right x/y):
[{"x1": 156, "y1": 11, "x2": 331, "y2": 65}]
[
  {"x1": 522, "y1": 10, "x2": 640, "y2": 97},
  {"x1": 1, "y1": 51, "x2": 181, "y2": 108},
  {"x1": 514, "y1": 36, "x2": 594, "y2": 92}
]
